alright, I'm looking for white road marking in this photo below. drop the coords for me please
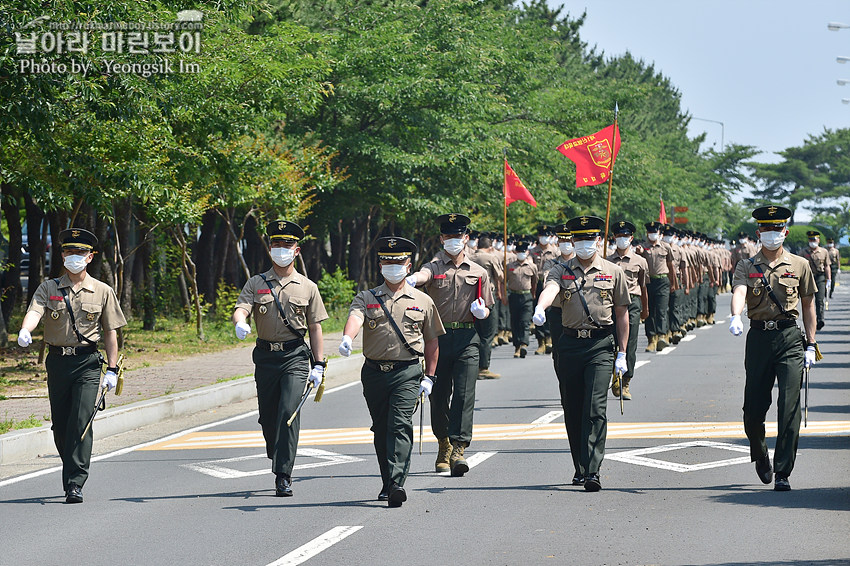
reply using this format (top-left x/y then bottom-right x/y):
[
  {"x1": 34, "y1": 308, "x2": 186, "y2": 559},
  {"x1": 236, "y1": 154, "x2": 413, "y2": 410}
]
[
  {"x1": 606, "y1": 440, "x2": 769, "y2": 472},
  {"x1": 657, "y1": 346, "x2": 676, "y2": 355},
  {"x1": 437, "y1": 451, "x2": 498, "y2": 476},
  {"x1": 635, "y1": 360, "x2": 651, "y2": 370},
  {"x1": 182, "y1": 449, "x2": 365, "y2": 479},
  {"x1": 680, "y1": 335, "x2": 696, "y2": 342},
  {"x1": 531, "y1": 411, "x2": 564, "y2": 424},
  {"x1": 267, "y1": 526, "x2": 363, "y2": 566}
]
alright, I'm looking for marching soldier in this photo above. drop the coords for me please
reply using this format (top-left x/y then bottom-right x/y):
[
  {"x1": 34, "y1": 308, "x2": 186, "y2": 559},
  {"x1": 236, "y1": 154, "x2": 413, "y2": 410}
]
[
  {"x1": 493, "y1": 234, "x2": 511, "y2": 346},
  {"x1": 729, "y1": 205, "x2": 818, "y2": 491},
  {"x1": 17, "y1": 228, "x2": 127, "y2": 503},
  {"x1": 826, "y1": 238, "x2": 840, "y2": 298},
  {"x1": 606, "y1": 221, "x2": 649, "y2": 400},
  {"x1": 800, "y1": 230, "x2": 832, "y2": 330},
  {"x1": 232, "y1": 220, "x2": 328, "y2": 497},
  {"x1": 338, "y1": 237, "x2": 443, "y2": 507},
  {"x1": 506, "y1": 240, "x2": 538, "y2": 358},
  {"x1": 531, "y1": 225, "x2": 558, "y2": 355},
  {"x1": 639, "y1": 221, "x2": 677, "y2": 351},
  {"x1": 663, "y1": 225, "x2": 688, "y2": 344},
  {"x1": 469, "y1": 235, "x2": 504, "y2": 379},
  {"x1": 542, "y1": 224, "x2": 576, "y2": 374},
  {"x1": 533, "y1": 216, "x2": 630, "y2": 491},
  {"x1": 408, "y1": 213, "x2": 494, "y2": 476}
]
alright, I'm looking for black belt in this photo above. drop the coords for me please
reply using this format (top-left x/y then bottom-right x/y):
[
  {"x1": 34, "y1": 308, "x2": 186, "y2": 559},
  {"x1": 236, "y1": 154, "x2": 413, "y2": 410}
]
[
  {"x1": 751, "y1": 319, "x2": 798, "y2": 331},
  {"x1": 48, "y1": 344, "x2": 98, "y2": 356},
  {"x1": 256, "y1": 338, "x2": 305, "y2": 352},
  {"x1": 364, "y1": 358, "x2": 420, "y2": 373},
  {"x1": 562, "y1": 326, "x2": 614, "y2": 339}
]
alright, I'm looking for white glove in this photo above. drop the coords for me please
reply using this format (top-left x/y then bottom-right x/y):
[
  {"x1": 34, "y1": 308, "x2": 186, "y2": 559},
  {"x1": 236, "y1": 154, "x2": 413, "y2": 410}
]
[
  {"x1": 405, "y1": 275, "x2": 418, "y2": 288},
  {"x1": 235, "y1": 321, "x2": 251, "y2": 340},
  {"x1": 614, "y1": 352, "x2": 628, "y2": 375},
  {"x1": 804, "y1": 346, "x2": 816, "y2": 369},
  {"x1": 470, "y1": 297, "x2": 487, "y2": 319},
  {"x1": 338, "y1": 335, "x2": 353, "y2": 357},
  {"x1": 418, "y1": 376, "x2": 434, "y2": 397},
  {"x1": 729, "y1": 314, "x2": 743, "y2": 337},
  {"x1": 309, "y1": 365, "x2": 324, "y2": 388},
  {"x1": 102, "y1": 370, "x2": 118, "y2": 392},
  {"x1": 17, "y1": 328, "x2": 32, "y2": 348},
  {"x1": 532, "y1": 306, "x2": 547, "y2": 326}
]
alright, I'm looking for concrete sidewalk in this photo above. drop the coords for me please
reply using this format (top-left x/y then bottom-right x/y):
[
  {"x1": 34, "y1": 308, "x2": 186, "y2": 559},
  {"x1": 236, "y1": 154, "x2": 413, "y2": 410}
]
[{"x1": 0, "y1": 330, "x2": 364, "y2": 465}]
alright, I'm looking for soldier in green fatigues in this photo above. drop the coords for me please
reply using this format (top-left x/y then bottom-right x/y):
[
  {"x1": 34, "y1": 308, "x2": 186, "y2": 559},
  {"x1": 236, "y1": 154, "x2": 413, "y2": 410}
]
[
  {"x1": 730, "y1": 205, "x2": 818, "y2": 491},
  {"x1": 409, "y1": 213, "x2": 494, "y2": 477},
  {"x1": 826, "y1": 238, "x2": 840, "y2": 299},
  {"x1": 506, "y1": 240, "x2": 538, "y2": 359},
  {"x1": 339, "y1": 237, "x2": 443, "y2": 507},
  {"x1": 18, "y1": 228, "x2": 127, "y2": 503},
  {"x1": 800, "y1": 230, "x2": 832, "y2": 330},
  {"x1": 639, "y1": 221, "x2": 677, "y2": 351},
  {"x1": 233, "y1": 220, "x2": 328, "y2": 497},
  {"x1": 470, "y1": 235, "x2": 504, "y2": 379},
  {"x1": 533, "y1": 216, "x2": 630, "y2": 491}
]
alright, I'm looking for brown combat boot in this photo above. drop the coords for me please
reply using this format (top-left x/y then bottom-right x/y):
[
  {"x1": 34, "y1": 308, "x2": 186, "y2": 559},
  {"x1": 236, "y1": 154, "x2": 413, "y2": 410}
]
[
  {"x1": 545, "y1": 336, "x2": 553, "y2": 354},
  {"x1": 657, "y1": 334, "x2": 669, "y2": 350},
  {"x1": 645, "y1": 335, "x2": 658, "y2": 352},
  {"x1": 611, "y1": 372, "x2": 621, "y2": 397},
  {"x1": 513, "y1": 346, "x2": 521, "y2": 358},
  {"x1": 622, "y1": 377, "x2": 632, "y2": 400},
  {"x1": 707, "y1": 313, "x2": 715, "y2": 325},
  {"x1": 535, "y1": 339, "x2": 546, "y2": 355},
  {"x1": 696, "y1": 314, "x2": 706, "y2": 327},
  {"x1": 450, "y1": 441, "x2": 469, "y2": 477},
  {"x1": 478, "y1": 368, "x2": 501, "y2": 380},
  {"x1": 670, "y1": 330, "x2": 682, "y2": 344},
  {"x1": 435, "y1": 438, "x2": 452, "y2": 473}
]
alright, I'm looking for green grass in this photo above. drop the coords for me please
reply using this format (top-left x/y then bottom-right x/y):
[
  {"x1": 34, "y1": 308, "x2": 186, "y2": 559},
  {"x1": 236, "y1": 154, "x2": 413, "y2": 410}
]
[
  {"x1": 215, "y1": 373, "x2": 253, "y2": 384},
  {"x1": 0, "y1": 414, "x2": 43, "y2": 435}
]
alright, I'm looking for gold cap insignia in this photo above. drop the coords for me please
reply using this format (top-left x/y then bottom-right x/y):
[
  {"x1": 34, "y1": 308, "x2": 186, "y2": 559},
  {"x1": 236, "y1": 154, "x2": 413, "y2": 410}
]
[
  {"x1": 71, "y1": 230, "x2": 80, "y2": 237},
  {"x1": 278, "y1": 221, "x2": 285, "y2": 230},
  {"x1": 388, "y1": 238, "x2": 397, "y2": 248},
  {"x1": 580, "y1": 217, "x2": 588, "y2": 226},
  {"x1": 619, "y1": 222, "x2": 625, "y2": 227},
  {"x1": 448, "y1": 214, "x2": 457, "y2": 223},
  {"x1": 767, "y1": 206, "x2": 777, "y2": 216}
]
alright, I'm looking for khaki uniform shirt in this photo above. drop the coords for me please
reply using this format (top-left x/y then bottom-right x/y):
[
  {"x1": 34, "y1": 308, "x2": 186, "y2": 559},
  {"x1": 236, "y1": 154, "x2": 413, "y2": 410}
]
[
  {"x1": 677, "y1": 245, "x2": 691, "y2": 280},
  {"x1": 544, "y1": 256, "x2": 630, "y2": 329},
  {"x1": 349, "y1": 283, "x2": 444, "y2": 361},
  {"x1": 506, "y1": 257, "x2": 538, "y2": 292},
  {"x1": 235, "y1": 268, "x2": 328, "y2": 342},
  {"x1": 606, "y1": 249, "x2": 648, "y2": 297},
  {"x1": 470, "y1": 250, "x2": 504, "y2": 295},
  {"x1": 639, "y1": 241, "x2": 670, "y2": 276},
  {"x1": 801, "y1": 246, "x2": 831, "y2": 276},
  {"x1": 731, "y1": 243, "x2": 755, "y2": 267},
  {"x1": 532, "y1": 247, "x2": 558, "y2": 275},
  {"x1": 667, "y1": 243, "x2": 683, "y2": 280},
  {"x1": 827, "y1": 246, "x2": 840, "y2": 267},
  {"x1": 417, "y1": 250, "x2": 494, "y2": 324},
  {"x1": 28, "y1": 274, "x2": 127, "y2": 347},
  {"x1": 732, "y1": 251, "x2": 816, "y2": 321}
]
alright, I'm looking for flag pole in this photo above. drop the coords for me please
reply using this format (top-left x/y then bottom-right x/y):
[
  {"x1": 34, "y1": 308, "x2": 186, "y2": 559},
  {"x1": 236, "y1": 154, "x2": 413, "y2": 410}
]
[
  {"x1": 502, "y1": 151, "x2": 508, "y2": 302},
  {"x1": 603, "y1": 102, "x2": 619, "y2": 249}
]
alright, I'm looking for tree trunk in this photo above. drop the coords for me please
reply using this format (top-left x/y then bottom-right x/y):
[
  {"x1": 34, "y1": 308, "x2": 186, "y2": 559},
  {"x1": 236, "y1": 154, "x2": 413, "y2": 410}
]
[
  {"x1": 1, "y1": 187, "x2": 23, "y2": 328},
  {"x1": 46, "y1": 209, "x2": 68, "y2": 279},
  {"x1": 23, "y1": 192, "x2": 45, "y2": 305},
  {"x1": 194, "y1": 210, "x2": 218, "y2": 305},
  {"x1": 173, "y1": 227, "x2": 205, "y2": 340},
  {"x1": 177, "y1": 271, "x2": 191, "y2": 322}
]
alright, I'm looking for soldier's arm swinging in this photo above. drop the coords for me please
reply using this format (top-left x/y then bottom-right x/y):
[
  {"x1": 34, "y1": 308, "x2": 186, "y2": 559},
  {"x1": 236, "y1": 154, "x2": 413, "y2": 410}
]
[
  {"x1": 423, "y1": 337, "x2": 439, "y2": 376},
  {"x1": 308, "y1": 322, "x2": 324, "y2": 361},
  {"x1": 730, "y1": 284, "x2": 747, "y2": 316},
  {"x1": 342, "y1": 314, "x2": 364, "y2": 341},
  {"x1": 20, "y1": 310, "x2": 43, "y2": 334},
  {"x1": 801, "y1": 295, "x2": 816, "y2": 345},
  {"x1": 232, "y1": 307, "x2": 250, "y2": 325},
  {"x1": 535, "y1": 282, "x2": 560, "y2": 311},
  {"x1": 103, "y1": 329, "x2": 119, "y2": 368},
  {"x1": 614, "y1": 304, "x2": 629, "y2": 352}
]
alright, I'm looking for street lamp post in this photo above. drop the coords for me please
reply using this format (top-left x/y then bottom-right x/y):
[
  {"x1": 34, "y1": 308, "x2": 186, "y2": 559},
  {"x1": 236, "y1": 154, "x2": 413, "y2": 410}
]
[
  {"x1": 691, "y1": 117, "x2": 725, "y2": 151},
  {"x1": 828, "y1": 22, "x2": 850, "y2": 31},
  {"x1": 837, "y1": 56, "x2": 850, "y2": 64}
]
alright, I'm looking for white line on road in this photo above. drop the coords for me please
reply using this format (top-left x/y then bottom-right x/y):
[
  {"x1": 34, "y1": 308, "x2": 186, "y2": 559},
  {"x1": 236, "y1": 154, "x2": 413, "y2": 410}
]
[
  {"x1": 267, "y1": 526, "x2": 363, "y2": 566},
  {"x1": 680, "y1": 335, "x2": 696, "y2": 342},
  {"x1": 531, "y1": 411, "x2": 564, "y2": 424},
  {"x1": 635, "y1": 360, "x2": 651, "y2": 370},
  {"x1": 437, "y1": 451, "x2": 498, "y2": 476},
  {"x1": 657, "y1": 346, "x2": 676, "y2": 355}
]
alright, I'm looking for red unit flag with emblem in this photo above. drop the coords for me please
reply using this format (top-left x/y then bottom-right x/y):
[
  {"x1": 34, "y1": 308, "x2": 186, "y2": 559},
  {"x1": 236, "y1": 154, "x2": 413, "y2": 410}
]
[{"x1": 557, "y1": 124, "x2": 621, "y2": 187}]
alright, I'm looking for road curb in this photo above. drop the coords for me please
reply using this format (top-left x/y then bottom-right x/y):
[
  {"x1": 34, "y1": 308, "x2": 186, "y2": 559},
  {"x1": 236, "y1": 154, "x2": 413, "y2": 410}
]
[{"x1": 0, "y1": 353, "x2": 364, "y2": 466}]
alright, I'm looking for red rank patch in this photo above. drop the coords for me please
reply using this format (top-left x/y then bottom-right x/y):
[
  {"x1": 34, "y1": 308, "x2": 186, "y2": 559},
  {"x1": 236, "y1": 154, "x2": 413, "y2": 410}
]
[
  {"x1": 257, "y1": 288, "x2": 271, "y2": 294},
  {"x1": 748, "y1": 273, "x2": 762, "y2": 278},
  {"x1": 367, "y1": 304, "x2": 380, "y2": 309},
  {"x1": 434, "y1": 274, "x2": 447, "y2": 279},
  {"x1": 509, "y1": 268, "x2": 516, "y2": 272},
  {"x1": 49, "y1": 296, "x2": 63, "y2": 301},
  {"x1": 561, "y1": 275, "x2": 576, "y2": 280}
]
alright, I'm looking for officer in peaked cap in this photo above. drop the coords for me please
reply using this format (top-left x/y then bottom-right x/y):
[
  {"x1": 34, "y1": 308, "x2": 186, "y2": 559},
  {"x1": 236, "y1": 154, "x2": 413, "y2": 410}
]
[
  {"x1": 18, "y1": 228, "x2": 127, "y2": 503},
  {"x1": 729, "y1": 205, "x2": 818, "y2": 491},
  {"x1": 533, "y1": 215, "x2": 630, "y2": 491},
  {"x1": 339, "y1": 236, "x2": 444, "y2": 507},
  {"x1": 233, "y1": 219, "x2": 328, "y2": 497},
  {"x1": 606, "y1": 221, "x2": 648, "y2": 400},
  {"x1": 825, "y1": 237, "x2": 840, "y2": 298},
  {"x1": 408, "y1": 213, "x2": 494, "y2": 477},
  {"x1": 800, "y1": 230, "x2": 831, "y2": 329}
]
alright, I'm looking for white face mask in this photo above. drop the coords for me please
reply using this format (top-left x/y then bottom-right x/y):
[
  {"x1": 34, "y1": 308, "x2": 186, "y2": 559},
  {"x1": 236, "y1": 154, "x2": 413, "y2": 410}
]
[
  {"x1": 759, "y1": 230, "x2": 786, "y2": 251},
  {"x1": 808, "y1": 240, "x2": 818, "y2": 249},
  {"x1": 662, "y1": 235, "x2": 673, "y2": 244},
  {"x1": 615, "y1": 237, "x2": 632, "y2": 250},
  {"x1": 549, "y1": 236, "x2": 558, "y2": 245},
  {"x1": 443, "y1": 238, "x2": 465, "y2": 256},
  {"x1": 64, "y1": 254, "x2": 89, "y2": 274},
  {"x1": 538, "y1": 236, "x2": 548, "y2": 245},
  {"x1": 467, "y1": 239, "x2": 478, "y2": 249},
  {"x1": 271, "y1": 247, "x2": 296, "y2": 267},
  {"x1": 559, "y1": 242, "x2": 574, "y2": 255},
  {"x1": 574, "y1": 239, "x2": 598, "y2": 260},
  {"x1": 516, "y1": 252, "x2": 528, "y2": 261},
  {"x1": 739, "y1": 239, "x2": 746, "y2": 245},
  {"x1": 647, "y1": 233, "x2": 660, "y2": 242},
  {"x1": 508, "y1": 244, "x2": 516, "y2": 252},
  {"x1": 828, "y1": 243, "x2": 834, "y2": 248},
  {"x1": 381, "y1": 264, "x2": 408, "y2": 284}
]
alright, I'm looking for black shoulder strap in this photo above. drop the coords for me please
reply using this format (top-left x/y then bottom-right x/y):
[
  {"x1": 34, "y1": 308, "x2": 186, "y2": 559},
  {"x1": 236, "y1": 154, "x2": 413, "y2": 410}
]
[
  {"x1": 370, "y1": 289, "x2": 423, "y2": 357},
  {"x1": 749, "y1": 259, "x2": 795, "y2": 320},
  {"x1": 259, "y1": 273, "x2": 306, "y2": 340},
  {"x1": 55, "y1": 279, "x2": 98, "y2": 346},
  {"x1": 561, "y1": 266, "x2": 602, "y2": 328}
]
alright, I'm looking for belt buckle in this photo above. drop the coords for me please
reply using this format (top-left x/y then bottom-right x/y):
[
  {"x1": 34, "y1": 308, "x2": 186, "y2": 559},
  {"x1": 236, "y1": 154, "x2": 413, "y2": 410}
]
[
  {"x1": 379, "y1": 362, "x2": 394, "y2": 372},
  {"x1": 578, "y1": 329, "x2": 591, "y2": 339},
  {"x1": 765, "y1": 320, "x2": 777, "y2": 330},
  {"x1": 62, "y1": 346, "x2": 76, "y2": 356},
  {"x1": 270, "y1": 342, "x2": 283, "y2": 352}
]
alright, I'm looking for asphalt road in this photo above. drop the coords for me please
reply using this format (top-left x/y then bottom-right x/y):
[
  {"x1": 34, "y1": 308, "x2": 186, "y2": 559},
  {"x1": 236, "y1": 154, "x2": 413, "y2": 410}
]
[{"x1": 2, "y1": 290, "x2": 849, "y2": 566}]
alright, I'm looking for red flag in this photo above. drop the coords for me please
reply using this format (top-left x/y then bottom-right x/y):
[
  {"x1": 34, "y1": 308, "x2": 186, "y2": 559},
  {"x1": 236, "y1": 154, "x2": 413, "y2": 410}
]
[
  {"x1": 504, "y1": 159, "x2": 537, "y2": 207},
  {"x1": 556, "y1": 124, "x2": 621, "y2": 187},
  {"x1": 659, "y1": 198, "x2": 667, "y2": 224}
]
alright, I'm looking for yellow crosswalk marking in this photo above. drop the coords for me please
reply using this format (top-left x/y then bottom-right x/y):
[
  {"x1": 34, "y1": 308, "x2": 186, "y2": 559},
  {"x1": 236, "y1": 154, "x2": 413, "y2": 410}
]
[{"x1": 139, "y1": 421, "x2": 850, "y2": 451}]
